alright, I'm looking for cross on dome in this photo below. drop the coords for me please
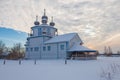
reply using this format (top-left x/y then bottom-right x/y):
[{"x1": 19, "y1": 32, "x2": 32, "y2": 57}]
[
  {"x1": 34, "y1": 15, "x2": 40, "y2": 25},
  {"x1": 50, "y1": 16, "x2": 55, "y2": 26},
  {"x1": 42, "y1": 9, "x2": 48, "y2": 24},
  {"x1": 44, "y1": 9, "x2": 46, "y2": 16}
]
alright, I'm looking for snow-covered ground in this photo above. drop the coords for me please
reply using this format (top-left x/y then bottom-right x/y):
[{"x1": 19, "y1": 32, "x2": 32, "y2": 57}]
[{"x1": 0, "y1": 57, "x2": 120, "y2": 80}]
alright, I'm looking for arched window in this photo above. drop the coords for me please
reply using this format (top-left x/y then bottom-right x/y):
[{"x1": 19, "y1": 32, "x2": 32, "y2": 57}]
[{"x1": 38, "y1": 28, "x2": 42, "y2": 36}]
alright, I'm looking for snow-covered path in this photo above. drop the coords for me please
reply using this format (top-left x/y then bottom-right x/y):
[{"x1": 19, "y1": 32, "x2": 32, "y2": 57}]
[{"x1": 0, "y1": 57, "x2": 120, "y2": 80}]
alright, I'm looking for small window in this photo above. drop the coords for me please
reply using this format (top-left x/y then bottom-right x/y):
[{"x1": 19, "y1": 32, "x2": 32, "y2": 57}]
[
  {"x1": 43, "y1": 32, "x2": 46, "y2": 34},
  {"x1": 43, "y1": 46, "x2": 46, "y2": 51},
  {"x1": 60, "y1": 45, "x2": 64, "y2": 50},
  {"x1": 34, "y1": 47, "x2": 39, "y2": 51},
  {"x1": 38, "y1": 28, "x2": 42, "y2": 36},
  {"x1": 47, "y1": 46, "x2": 51, "y2": 51},
  {"x1": 48, "y1": 28, "x2": 50, "y2": 35},
  {"x1": 26, "y1": 48, "x2": 29, "y2": 51},
  {"x1": 30, "y1": 48, "x2": 33, "y2": 51}
]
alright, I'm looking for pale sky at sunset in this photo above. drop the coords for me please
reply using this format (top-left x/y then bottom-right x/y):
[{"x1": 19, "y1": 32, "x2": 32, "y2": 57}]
[{"x1": 0, "y1": 0, "x2": 120, "y2": 53}]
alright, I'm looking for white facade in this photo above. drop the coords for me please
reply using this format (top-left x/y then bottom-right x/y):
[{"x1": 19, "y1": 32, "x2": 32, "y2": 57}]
[{"x1": 25, "y1": 10, "x2": 95, "y2": 59}]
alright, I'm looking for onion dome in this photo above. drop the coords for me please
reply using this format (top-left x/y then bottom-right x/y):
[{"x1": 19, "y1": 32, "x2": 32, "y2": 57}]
[
  {"x1": 41, "y1": 9, "x2": 48, "y2": 24},
  {"x1": 50, "y1": 16, "x2": 55, "y2": 26},
  {"x1": 34, "y1": 15, "x2": 40, "y2": 25}
]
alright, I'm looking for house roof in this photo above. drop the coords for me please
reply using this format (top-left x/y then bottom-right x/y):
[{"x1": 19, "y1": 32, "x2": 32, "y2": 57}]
[
  {"x1": 68, "y1": 42, "x2": 96, "y2": 52},
  {"x1": 45, "y1": 33, "x2": 81, "y2": 44}
]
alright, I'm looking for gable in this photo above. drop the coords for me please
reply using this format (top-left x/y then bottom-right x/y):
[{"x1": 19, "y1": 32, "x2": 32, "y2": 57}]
[
  {"x1": 69, "y1": 33, "x2": 83, "y2": 48},
  {"x1": 72, "y1": 33, "x2": 83, "y2": 44}
]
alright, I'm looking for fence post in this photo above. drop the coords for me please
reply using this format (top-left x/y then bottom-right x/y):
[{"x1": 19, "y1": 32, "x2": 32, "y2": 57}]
[
  {"x1": 3, "y1": 59, "x2": 6, "y2": 65},
  {"x1": 65, "y1": 59, "x2": 67, "y2": 64},
  {"x1": 34, "y1": 59, "x2": 36, "y2": 65},
  {"x1": 19, "y1": 59, "x2": 21, "y2": 65}
]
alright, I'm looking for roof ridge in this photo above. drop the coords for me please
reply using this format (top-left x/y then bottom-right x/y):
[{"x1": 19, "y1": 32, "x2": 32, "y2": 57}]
[
  {"x1": 58, "y1": 32, "x2": 77, "y2": 36},
  {"x1": 45, "y1": 33, "x2": 78, "y2": 44}
]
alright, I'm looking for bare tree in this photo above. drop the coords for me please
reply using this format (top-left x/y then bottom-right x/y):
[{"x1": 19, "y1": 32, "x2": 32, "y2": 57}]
[
  {"x1": 108, "y1": 46, "x2": 112, "y2": 56},
  {"x1": 117, "y1": 51, "x2": 120, "y2": 55},
  {"x1": 104, "y1": 46, "x2": 108, "y2": 56},
  {"x1": 104, "y1": 46, "x2": 113, "y2": 56},
  {"x1": 7, "y1": 43, "x2": 25, "y2": 59},
  {"x1": 0, "y1": 40, "x2": 5, "y2": 55}
]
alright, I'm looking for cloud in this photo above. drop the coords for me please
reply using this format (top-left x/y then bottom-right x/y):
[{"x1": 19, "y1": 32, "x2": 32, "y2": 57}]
[{"x1": 0, "y1": 0, "x2": 120, "y2": 52}]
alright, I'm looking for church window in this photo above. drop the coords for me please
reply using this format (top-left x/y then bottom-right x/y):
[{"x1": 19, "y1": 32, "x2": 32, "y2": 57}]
[
  {"x1": 26, "y1": 48, "x2": 29, "y2": 51},
  {"x1": 34, "y1": 47, "x2": 39, "y2": 51},
  {"x1": 42, "y1": 28, "x2": 46, "y2": 34},
  {"x1": 60, "y1": 45, "x2": 64, "y2": 50},
  {"x1": 43, "y1": 32, "x2": 46, "y2": 34},
  {"x1": 47, "y1": 46, "x2": 51, "y2": 51},
  {"x1": 30, "y1": 48, "x2": 33, "y2": 51},
  {"x1": 43, "y1": 46, "x2": 46, "y2": 51},
  {"x1": 38, "y1": 28, "x2": 41, "y2": 35},
  {"x1": 48, "y1": 28, "x2": 50, "y2": 35}
]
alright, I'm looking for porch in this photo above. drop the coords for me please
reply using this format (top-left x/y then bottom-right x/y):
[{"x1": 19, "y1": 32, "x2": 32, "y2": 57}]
[
  {"x1": 67, "y1": 51, "x2": 97, "y2": 60},
  {"x1": 67, "y1": 43, "x2": 97, "y2": 60}
]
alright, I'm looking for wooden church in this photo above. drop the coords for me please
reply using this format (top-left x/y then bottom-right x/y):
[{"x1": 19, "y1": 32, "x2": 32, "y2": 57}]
[{"x1": 25, "y1": 10, "x2": 97, "y2": 59}]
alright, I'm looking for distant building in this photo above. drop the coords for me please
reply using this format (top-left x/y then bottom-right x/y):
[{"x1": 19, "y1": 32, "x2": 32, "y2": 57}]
[{"x1": 25, "y1": 10, "x2": 97, "y2": 59}]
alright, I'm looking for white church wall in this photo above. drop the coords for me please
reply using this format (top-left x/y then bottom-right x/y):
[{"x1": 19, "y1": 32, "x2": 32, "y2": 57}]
[
  {"x1": 32, "y1": 28, "x2": 38, "y2": 36},
  {"x1": 29, "y1": 52, "x2": 40, "y2": 59},
  {"x1": 41, "y1": 43, "x2": 58, "y2": 59},
  {"x1": 58, "y1": 42, "x2": 67, "y2": 59},
  {"x1": 40, "y1": 42, "x2": 67, "y2": 59},
  {"x1": 36, "y1": 26, "x2": 56, "y2": 37},
  {"x1": 50, "y1": 28, "x2": 56, "y2": 37},
  {"x1": 29, "y1": 37, "x2": 44, "y2": 46},
  {"x1": 25, "y1": 46, "x2": 43, "y2": 59}
]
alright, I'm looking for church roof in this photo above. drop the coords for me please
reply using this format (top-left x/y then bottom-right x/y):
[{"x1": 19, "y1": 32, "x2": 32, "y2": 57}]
[
  {"x1": 45, "y1": 33, "x2": 82, "y2": 44},
  {"x1": 68, "y1": 42, "x2": 96, "y2": 52}
]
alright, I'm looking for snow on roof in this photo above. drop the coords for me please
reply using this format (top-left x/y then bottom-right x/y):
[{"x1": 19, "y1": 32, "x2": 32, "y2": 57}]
[
  {"x1": 68, "y1": 42, "x2": 96, "y2": 52},
  {"x1": 45, "y1": 33, "x2": 78, "y2": 44}
]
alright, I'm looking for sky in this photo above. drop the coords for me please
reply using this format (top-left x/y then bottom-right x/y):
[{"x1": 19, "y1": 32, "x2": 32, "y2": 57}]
[
  {"x1": 0, "y1": 27, "x2": 27, "y2": 47},
  {"x1": 0, "y1": 0, "x2": 120, "y2": 53}
]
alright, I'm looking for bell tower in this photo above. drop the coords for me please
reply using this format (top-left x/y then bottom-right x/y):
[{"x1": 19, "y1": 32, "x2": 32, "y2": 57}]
[{"x1": 30, "y1": 9, "x2": 57, "y2": 39}]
